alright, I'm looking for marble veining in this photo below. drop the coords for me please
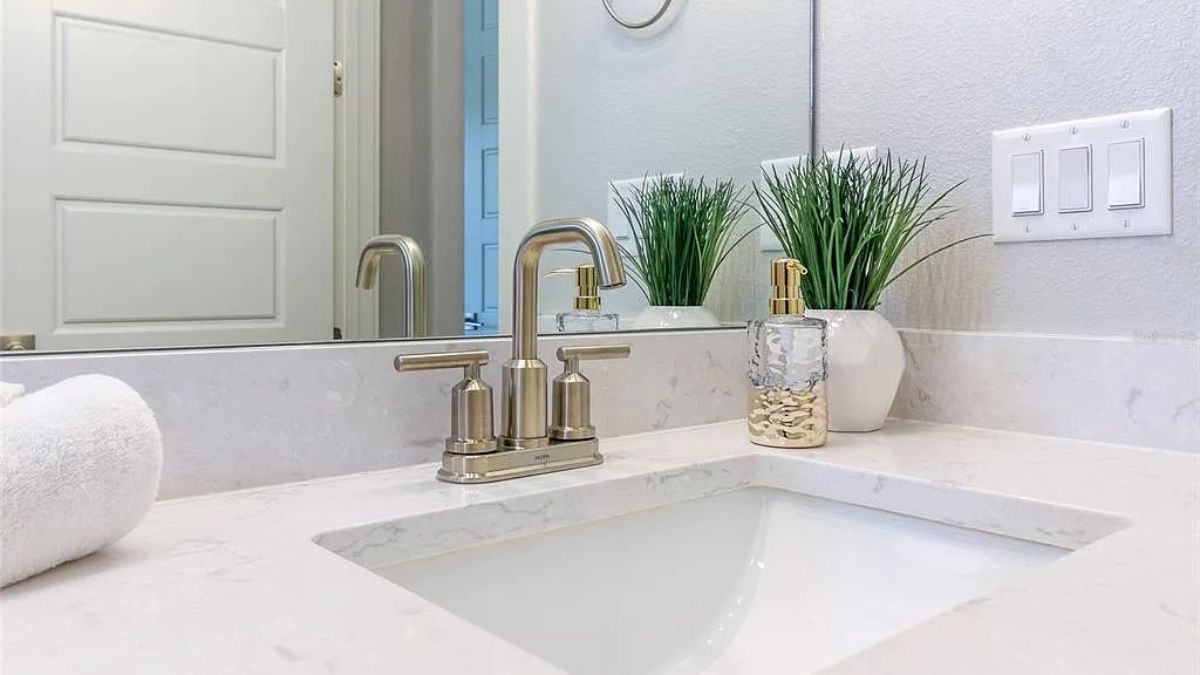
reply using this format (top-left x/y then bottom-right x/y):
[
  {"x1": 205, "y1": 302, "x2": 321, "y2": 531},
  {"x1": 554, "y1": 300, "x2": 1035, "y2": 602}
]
[
  {"x1": 1, "y1": 420, "x2": 1196, "y2": 674},
  {"x1": 0, "y1": 330, "x2": 745, "y2": 498},
  {"x1": 316, "y1": 457, "x2": 755, "y2": 571},
  {"x1": 892, "y1": 329, "x2": 1200, "y2": 452},
  {"x1": 1, "y1": 327, "x2": 1193, "y2": 506}
]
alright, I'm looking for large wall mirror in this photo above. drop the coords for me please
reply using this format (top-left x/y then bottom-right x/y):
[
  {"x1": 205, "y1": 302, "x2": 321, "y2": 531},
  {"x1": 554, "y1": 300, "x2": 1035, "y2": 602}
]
[{"x1": 0, "y1": 0, "x2": 812, "y2": 353}]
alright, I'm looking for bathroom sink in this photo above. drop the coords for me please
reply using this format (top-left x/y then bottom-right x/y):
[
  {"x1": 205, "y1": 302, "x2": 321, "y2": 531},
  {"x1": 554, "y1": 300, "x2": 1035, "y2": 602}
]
[{"x1": 316, "y1": 456, "x2": 1125, "y2": 675}]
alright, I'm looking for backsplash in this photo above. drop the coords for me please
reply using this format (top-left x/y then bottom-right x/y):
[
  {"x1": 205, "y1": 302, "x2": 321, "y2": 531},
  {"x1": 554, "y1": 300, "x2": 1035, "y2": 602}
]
[
  {"x1": 3, "y1": 327, "x2": 1193, "y2": 500},
  {"x1": 894, "y1": 329, "x2": 1199, "y2": 453},
  {"x1": 0, "y1": 330, "x2": 745, "y2": 499}
]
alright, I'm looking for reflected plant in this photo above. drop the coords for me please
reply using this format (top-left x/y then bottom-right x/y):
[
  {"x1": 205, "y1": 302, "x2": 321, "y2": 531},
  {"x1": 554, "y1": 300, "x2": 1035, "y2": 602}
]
[
  {"x1": 613, "y1": 174, "x2": 754, "y2": 307},
  {"x1": 753, "y1": 150, "x2": 986, "y2": 310}
]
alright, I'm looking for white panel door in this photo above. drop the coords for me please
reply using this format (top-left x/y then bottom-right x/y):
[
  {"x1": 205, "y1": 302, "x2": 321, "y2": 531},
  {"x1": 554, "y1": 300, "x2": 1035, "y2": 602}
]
[{"x1": 1, "y1": 0, "x2": 334, "y2": 350}]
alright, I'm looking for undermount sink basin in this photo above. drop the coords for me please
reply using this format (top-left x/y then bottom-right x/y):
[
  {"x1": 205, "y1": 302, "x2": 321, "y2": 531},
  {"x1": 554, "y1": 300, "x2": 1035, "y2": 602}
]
[{"x1": 315, "y1": 456, "x2": 1126, "y2": 675}]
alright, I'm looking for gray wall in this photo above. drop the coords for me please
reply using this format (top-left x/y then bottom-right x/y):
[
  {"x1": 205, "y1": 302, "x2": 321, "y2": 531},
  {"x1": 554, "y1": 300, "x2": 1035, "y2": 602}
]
[
  {"x1": 819, "y1": 0, "x2": 1200, "y2": 338},
  {"x1": 379, "y1": 1, "x2": 464, "y2": 338},
  {"x1": 427, "y1": 3, "x2": 466, "y2": 338}
]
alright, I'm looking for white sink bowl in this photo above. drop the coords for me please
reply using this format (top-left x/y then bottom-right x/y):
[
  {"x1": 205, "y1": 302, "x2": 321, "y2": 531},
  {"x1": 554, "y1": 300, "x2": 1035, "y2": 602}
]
[{"x1": 316, "y1": 456, "x2": 1125, "y2": 675}]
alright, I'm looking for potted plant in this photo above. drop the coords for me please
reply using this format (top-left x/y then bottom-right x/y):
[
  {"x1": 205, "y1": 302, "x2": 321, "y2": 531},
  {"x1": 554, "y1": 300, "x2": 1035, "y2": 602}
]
[
  {"x1": 754, "y1": 151, "x2": 986, "y2": 431},
  {"x1": 613, "y1": 174, "x2": 754, "y2": 329}
]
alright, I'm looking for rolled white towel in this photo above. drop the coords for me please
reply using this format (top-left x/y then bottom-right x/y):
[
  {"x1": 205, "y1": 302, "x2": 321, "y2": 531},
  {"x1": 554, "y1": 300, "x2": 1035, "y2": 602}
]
[
  {"x1": 0, "y1": 382, "x2": 24, "y2": 408},
  {"x1": 0, "y1": 374, "x2": 163, "y2": 587}
]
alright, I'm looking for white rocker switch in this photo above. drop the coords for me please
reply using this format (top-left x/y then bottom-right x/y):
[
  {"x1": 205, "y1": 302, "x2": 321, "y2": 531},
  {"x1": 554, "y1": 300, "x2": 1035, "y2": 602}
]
[
  {"x1": 1057, "y1": 145, "x2": 1092, "y2": 213},
  {"x1": 1010, "y1": 151, "x2": 1044, "y2": 216},
  {"x1": 1107, "y1": 139, "x2": 1145, "y2": 209}
]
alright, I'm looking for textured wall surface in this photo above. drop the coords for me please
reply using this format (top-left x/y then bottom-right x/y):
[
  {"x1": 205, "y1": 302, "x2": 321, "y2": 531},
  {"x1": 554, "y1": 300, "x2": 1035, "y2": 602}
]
[
  {"x1": 514, "y1": 0, "x2": 811, "y2": 325},
  {"x1": 819, "y1": 0, "x2": 1200, "y2": 337}
]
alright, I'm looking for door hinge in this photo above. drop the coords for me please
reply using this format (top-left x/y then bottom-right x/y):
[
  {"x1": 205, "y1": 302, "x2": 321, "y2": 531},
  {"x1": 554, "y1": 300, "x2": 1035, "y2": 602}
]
[
  {"x1": 1, "y1": 334, "x2": 36, "y2": 351},
  {"x1": 333, "y1": 60, "x2": 345, "y2": 97}
]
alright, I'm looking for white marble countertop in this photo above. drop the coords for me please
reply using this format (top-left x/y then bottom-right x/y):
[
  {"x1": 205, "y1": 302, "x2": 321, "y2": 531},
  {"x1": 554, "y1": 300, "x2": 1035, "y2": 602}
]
[{"x1": 2, "y1": 420, "x2": 1197, "y2": 674}]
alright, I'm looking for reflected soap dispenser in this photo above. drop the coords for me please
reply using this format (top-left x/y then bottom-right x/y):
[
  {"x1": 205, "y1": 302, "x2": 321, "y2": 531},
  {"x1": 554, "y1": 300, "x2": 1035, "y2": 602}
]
[
  {"x1": 546, "y1": 264, "x2": 621, "y2": 333},
  {"x1": 747, "y1": 259, "x2": 828, "y2": 448}
]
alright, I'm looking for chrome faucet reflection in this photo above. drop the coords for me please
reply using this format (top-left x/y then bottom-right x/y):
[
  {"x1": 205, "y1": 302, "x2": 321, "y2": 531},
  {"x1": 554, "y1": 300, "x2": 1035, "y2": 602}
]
[
  {"x1": 356, "y1": 235, "x2": 428, "y2": 338},
  {"x1": 394, "y1": 217, "x2": 630, "y2": 484}
]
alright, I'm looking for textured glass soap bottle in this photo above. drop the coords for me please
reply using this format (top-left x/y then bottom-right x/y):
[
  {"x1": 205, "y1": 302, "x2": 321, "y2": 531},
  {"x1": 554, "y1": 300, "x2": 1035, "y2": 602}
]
[{"x1": 747, "y1": 259, "x2": 828, "y2": 448}]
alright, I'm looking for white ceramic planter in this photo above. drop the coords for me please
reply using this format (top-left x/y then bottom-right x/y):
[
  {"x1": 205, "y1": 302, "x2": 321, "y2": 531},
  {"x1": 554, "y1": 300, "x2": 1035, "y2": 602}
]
[
  {"x1": 632, "y1": 305, "x2": 721, "y2": 330},
  {"x1": 805, "y1": 309, "x2": 905, "y2": 432}
]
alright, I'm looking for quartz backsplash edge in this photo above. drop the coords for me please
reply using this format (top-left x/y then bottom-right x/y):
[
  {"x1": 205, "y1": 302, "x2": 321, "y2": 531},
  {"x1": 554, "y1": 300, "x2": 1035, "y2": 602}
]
[
  {"x1": 5, "y1": 326, "x2": 1192, "y2": 500},
  {"x1": 0, "y1": 330, "x2": 747, "y2": 499},
  {"x1": 892, "y1": 328, "x2": 1200, "y2": 453}
]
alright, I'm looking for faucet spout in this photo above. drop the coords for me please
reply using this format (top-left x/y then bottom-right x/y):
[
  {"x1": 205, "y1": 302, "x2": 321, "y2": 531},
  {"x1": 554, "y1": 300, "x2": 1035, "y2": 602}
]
[
  {"x1": 500, "y1": 217, "x2": 625, "y2": 449},
  {"x1": 356, "y1": 234, "x2": 428, "y2": 338},
  {"x1": 512, "y1": 218, "x2": 625, "y2": 360}
]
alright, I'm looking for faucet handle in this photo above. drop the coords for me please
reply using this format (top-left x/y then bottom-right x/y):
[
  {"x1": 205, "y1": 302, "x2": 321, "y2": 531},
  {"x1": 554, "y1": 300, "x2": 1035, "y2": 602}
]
[
  {"x1": 551, "y1": 344, "x2": 631, "y2": 441},
  {"x1": 395, "y1": 351, "x2": 496, "y2": 455},
  {"x1": 395, "y1": 350, "x2": 488, "y2": 373},
  {"x1": 556, "y1": 344, "x2": 632, "y2": 366}
]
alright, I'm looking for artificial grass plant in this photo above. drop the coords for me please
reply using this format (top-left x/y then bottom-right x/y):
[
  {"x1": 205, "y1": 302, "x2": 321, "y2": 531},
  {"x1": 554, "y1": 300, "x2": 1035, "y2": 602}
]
[
  {"x1": 754, "y1": 150, "x2": 986, "y2": 310},
  {"x1": 612, "y1": 174, "x2": 753, "y2": 307}
]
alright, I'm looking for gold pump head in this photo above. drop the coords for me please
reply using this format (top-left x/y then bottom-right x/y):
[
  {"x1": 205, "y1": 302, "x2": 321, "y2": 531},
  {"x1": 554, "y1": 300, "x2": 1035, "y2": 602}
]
[
  {"x1": 545, "y1": 264, "x2": 602, "y2": 310},
  {"x1": 769, "y1": 258, "x2": 807, "y2": 315}
]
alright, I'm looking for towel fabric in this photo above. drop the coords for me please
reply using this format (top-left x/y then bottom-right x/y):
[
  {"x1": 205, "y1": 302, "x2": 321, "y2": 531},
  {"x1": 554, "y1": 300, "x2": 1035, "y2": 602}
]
[
  {"x1": 0, "y1": 382, "x2": 24, "y2": 408},
  {"x1": 1, "y1": 375, "x2": 163, "y2": 587}
]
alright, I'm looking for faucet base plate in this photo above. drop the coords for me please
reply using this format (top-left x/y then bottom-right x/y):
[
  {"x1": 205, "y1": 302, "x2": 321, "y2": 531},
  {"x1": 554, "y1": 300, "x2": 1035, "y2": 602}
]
[{"x1": 437, "y1": 438, "x2": 603, "y2": 484}]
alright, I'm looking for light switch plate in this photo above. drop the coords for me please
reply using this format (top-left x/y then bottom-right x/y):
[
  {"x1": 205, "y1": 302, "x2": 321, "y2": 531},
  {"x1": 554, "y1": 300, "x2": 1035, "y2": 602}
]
[
  {"x1": 991, "y1": 109, "x2": 1171, "y2": 243},
  {"x1": 759, "y1": 147, "x2": 877, "y2": 251},
  {"x1": 607, "y1": 173, "x2": 683, "y2": 240},
  {"x1": 826, "y1": 146, "x2": 878, "y2": 165},
  {"x1": 760, "y1": 155, "x2": 802, "y2": 179}
]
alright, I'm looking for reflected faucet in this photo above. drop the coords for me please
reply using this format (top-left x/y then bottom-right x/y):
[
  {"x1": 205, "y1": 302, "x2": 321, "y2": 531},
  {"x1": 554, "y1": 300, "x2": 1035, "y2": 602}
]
[
  {"x1": 356, "y1": 235, "x2": 428, "y2": 338},
  {"x1": 503, "y1": 217, "x2": 625, "y2": 448}
]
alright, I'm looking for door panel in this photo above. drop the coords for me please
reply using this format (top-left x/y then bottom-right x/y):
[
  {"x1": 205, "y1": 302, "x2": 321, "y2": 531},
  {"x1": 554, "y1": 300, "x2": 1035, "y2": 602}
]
[
  {"x1": 1, "y1": 0, "x2": 333, "y2": 350},
  {"x1": 58, "y1": 18, "x2": 280, "y2": 158},
  {"x1": 50, "y1": 0, "x2": 287, "y2": 48},
  {"x1": 59, "y1": 201, "x2": 278, "y2": 322}
]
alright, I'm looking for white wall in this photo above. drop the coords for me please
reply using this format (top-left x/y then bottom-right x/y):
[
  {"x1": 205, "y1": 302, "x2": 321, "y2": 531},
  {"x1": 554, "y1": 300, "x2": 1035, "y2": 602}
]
[
  {"x1": 499, "y1": 0, "x2": 810, "y2": 330},
  {"x1": 819, "y1": 0, "x2": 1200, "y2": 338}
]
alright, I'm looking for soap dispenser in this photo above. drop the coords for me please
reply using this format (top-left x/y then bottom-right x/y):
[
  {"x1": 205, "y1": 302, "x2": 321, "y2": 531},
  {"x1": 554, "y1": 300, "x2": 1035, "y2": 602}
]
[
  {"x1": 747, "y1": 258, "x2": 828, "y2": 448},
  {"x1": 546, "y1": 264, "x2": 621, "y2": 333}
]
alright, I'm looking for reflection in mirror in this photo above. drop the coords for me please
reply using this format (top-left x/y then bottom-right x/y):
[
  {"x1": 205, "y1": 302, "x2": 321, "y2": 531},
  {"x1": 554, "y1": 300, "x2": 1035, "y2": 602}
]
[
  {"x1": 0, "y1": 0, "x2": 811, "y2": 353},
  {"x1": 355, "y1": 235, "x2": 428, "y2": 338}
]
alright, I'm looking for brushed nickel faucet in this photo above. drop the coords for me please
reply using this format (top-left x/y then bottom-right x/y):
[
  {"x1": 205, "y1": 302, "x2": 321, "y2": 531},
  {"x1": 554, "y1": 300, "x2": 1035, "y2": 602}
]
[
  {"x1": 356, "y1": 235, "x2": 428, "y2": 338},
  {"x1": 394, "y1": 217, "x2": 630, "y2": 484},
  {"x1": 502, "y1": 217, "x2": 626, "y2": 448}
]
